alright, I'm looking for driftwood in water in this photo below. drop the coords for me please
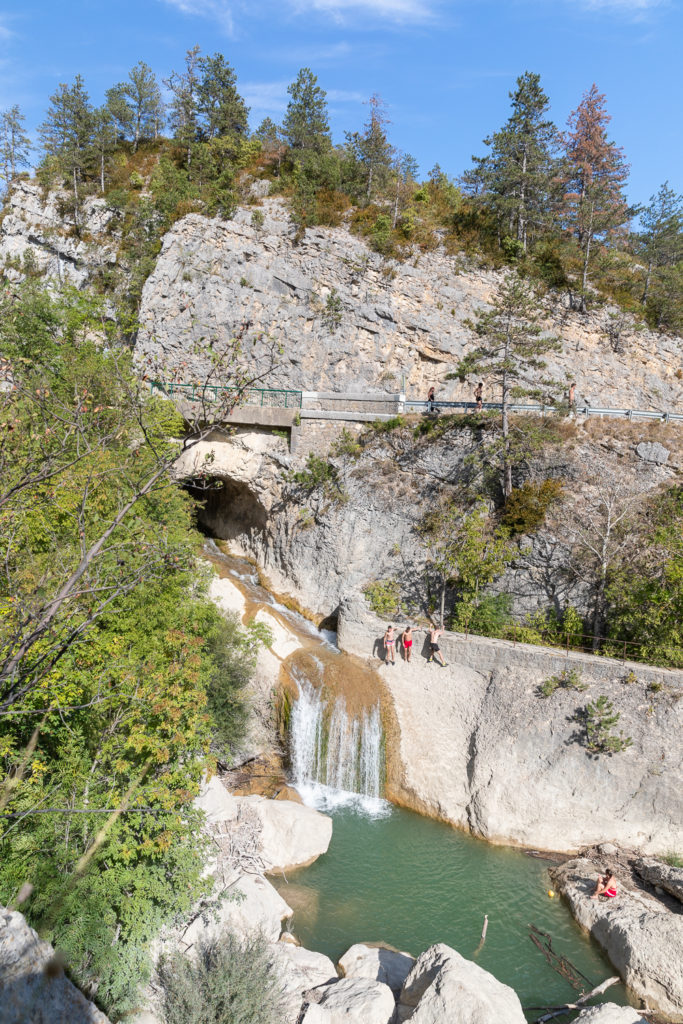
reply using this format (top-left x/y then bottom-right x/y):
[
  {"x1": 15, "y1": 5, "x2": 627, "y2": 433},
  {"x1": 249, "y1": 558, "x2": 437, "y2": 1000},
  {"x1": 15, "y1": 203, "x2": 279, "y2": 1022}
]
[
  {"x1": 474, "y1": 914, "x2": 489, "y2": 956},
  {"x1": 529, "y1": 923, "x2": 594, "y2": 990},
  {"x1": 530, "y1": 975, "x2": 620, "y2": 1022}
]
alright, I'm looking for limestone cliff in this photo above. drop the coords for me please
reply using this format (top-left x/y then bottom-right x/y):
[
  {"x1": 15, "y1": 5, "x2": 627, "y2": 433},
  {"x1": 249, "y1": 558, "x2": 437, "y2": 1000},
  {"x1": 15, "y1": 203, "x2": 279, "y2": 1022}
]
[{"x1": 133, "y1": 196, "x2": 683, "y2": 409}]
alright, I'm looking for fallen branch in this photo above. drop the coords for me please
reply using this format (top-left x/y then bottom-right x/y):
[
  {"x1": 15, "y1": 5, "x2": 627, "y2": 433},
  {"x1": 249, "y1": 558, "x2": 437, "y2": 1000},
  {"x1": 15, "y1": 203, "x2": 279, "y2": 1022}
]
[
  {"x1": 531, "y1": 976, "x2": 621, "y2": 1022},
  {"x1": 529, "y1": 923, "x2": 593, "y2": 990},
  {"x1": 474, "y1": 914, "x2": 489, "y2": 956}
]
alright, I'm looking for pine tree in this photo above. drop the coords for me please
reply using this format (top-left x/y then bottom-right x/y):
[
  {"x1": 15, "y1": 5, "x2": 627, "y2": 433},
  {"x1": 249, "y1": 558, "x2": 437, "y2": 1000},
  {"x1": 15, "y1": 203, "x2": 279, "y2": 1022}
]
[
  {"x1": 254, "y1": 117, "x2": 284, "y2": 173},
  {"x1": 0, "y1": 106, "x2": 31, "y2": 189},
  {"x1": 462, "y1": 72, "x2": 558, "y2": 253},
  {"x1": 346, "y1": 94, "x2": 394, "y2": 201},
  {"x1": 90, "y1": 107, "x2": 117, "y2": 193},
  {"x1": 196, "y1": 53, "x2": 248, "y2": 140},
  {"x1": 638, "y1": 181, "x2": 683, "y2": 305},
  {"x1": 562, "y1": 84, "x2": 630, "y2": 311},
  {"x1": 452, "y1": 274, "x2": 560, "y2": 498},
  {"x1": 165, "y1": 45, "x2": 202, "y2": 165},
  {"x1": 282, "y1": 68, "x2": 330, "y2": 154},
  {"x1": 39, "y1": 75, "x2": 93, "y2": 206},
  {"x1": 108, "y1": 61, "x2": 164, "y2": 151}
]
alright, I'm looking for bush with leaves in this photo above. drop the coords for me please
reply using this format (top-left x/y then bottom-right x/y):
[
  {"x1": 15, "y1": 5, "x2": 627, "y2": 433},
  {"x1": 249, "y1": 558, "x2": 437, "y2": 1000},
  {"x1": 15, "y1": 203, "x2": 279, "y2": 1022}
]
[
  {"x1": 502, "y1": 478, "x2": 564, "y2": 535},
  {"x1": 538, "y1": 667, "x2": 588, "y2": 697},
  {"x1": 157, "y1": 930, "x2": 285, "y2": 1024},
  {"x1": 287, "y1": 452, "x2": 344, "y2": 500},
  {"x1": 363, "y1": 578, "x2": 402, "y2": 618}
]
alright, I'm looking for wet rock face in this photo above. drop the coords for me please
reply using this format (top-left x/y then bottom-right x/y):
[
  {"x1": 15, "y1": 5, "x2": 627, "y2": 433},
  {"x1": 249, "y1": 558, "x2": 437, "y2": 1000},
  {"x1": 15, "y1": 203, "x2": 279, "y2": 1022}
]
[
  {"x1": 0, "y1": 907, "x2": 110, "y2": 1024},
  {"x1": 0, "y1": 180, "x2": 118, "y2": 288},
  {"x1": 134, "y1": 198, "x2": 683, "y2": 410}
]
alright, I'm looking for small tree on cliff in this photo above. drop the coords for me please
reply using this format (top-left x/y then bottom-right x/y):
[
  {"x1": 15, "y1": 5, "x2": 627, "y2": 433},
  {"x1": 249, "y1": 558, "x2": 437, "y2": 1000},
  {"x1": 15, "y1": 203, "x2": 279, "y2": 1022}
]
[
  {"x1": 451, "y1": 274, "x2": 560, "y2": 499},
  {"x1": 562, "y1": 84, "x2": 630, "y2": 311}
]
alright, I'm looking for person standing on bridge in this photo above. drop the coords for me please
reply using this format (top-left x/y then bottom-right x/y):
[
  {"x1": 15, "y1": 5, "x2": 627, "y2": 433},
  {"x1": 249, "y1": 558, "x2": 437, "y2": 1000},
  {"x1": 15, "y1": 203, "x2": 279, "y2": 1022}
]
[
  {"x1": 428, "y1": 626, "x2": 446, "y2": 667},
  {"x1": 474, "y1": 382, "x2": 483, "y2": 412},
  {"x1": 568, "y1": 381, "x2": 577, "y2": 417},
  {"x1": 427, "y1": 385, "x2": 436, "y2": 414}
]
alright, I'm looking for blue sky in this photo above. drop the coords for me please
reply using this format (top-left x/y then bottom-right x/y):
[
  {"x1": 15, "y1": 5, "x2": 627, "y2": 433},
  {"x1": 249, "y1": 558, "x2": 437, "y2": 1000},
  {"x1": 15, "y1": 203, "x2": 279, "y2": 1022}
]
[{"x1": 1, "y1": 0, "x2": 681, "y2": 206}]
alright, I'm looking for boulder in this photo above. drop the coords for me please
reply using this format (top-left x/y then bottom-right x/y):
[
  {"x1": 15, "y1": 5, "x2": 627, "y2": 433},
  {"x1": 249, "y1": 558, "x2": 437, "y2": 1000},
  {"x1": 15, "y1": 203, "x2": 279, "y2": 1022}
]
[
  {"x1": 575, "y1": 1005, "x2": 647, "y2": 1023},
  {"x1": 272, "y1": 942, "x2": 338, "y2": 1023},
  {"x1": 181, "y1": 872, "x2": 292, "y2": 946},
  {"x1": 398, "y1": 943, "x2": 526, "y2": 1024},
  {"x1": 635, "y1": 441, "x2": 669, "y2": 465},
  {"x1": 0, "y1": 907, "x2": 110, "y2": 1023},
  {"x1": 240, "y1": 795, "x2": 333, "y2": 872},
  {"x1": 552, "y1": 858, "x2": 683, "y2": 1020},
  {"x1": 301, "y1": 977, "x2": 395, "y2": 1023},
  {"x1": 193, "y1": 773, "x2": 239, "y2": 825},
  {"x1": 338, "y1": 942, "x2": 415, "y2": 995},
  {"x1": 634, "y1": 856, "x2": 683, "y2": 903}
]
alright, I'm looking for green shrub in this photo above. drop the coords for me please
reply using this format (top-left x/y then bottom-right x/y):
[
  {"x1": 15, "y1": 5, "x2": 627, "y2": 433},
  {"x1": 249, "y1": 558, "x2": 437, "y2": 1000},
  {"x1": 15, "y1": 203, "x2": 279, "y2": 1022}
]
[
  {"x1": 330, "y1": 428, "x2": 362, "y2": 459},
  {"x1": 451, "y1": 594, "x2": 512, "y2": 637},
  {"x1": 364, "y1": 578, "x2": 402, "y2": 617},
  {"x1": 584, "y1": 695, "x2": 633, "y2": 755},
  {"x1": 622, "y1": 670, "x2": 639, "y2": 685},
  {"x1": 538, "y1": 667, "x2": 588, "y2": 698},
  {"x1": 321, "y1": 288, "x2": 343, "y2": 332},
  {"x1": 663, "y1": 852, "x2": 683, "y2": 868},
  {"x1": 157, "y1": 930, "x2": 285, "y2": 1024},
  {"x1": 502, "y1": 478, "x2": 564, "y2": 535},
  {"x1": 372, "y1": 415, "x2": 406, "y2": 433},
  {"x1": 251, "y1": 209, "x2": 265, "y2": 230},
  {"x1": 288, "y1": 453, "x2": 344, "y2": 500}
]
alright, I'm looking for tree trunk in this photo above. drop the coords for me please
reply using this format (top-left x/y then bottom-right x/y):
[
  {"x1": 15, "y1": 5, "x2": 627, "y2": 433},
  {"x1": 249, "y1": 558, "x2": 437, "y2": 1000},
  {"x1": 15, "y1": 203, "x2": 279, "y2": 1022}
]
[
  {"x1": 440, "y1": 583, "x2": 446, "y2": 630},
  {"x1": 100, "y1": 152, "x2": 105, "y2": 194},
  {"x1": 502, "y1": 335, "x2": 512, "y2": 499},
  {"x1": 518, "y1": 147, "x2": 527, "y2": 252},
  {"x1": 642, "y1": 259, "x2": 652, "y2": 305}
]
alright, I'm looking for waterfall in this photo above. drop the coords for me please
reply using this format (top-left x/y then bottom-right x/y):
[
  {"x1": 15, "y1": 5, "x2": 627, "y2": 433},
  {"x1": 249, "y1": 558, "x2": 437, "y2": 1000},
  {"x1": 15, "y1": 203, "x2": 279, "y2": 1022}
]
[{"x1": 289, "y1": 672, "x2": 387, "y2": 816}]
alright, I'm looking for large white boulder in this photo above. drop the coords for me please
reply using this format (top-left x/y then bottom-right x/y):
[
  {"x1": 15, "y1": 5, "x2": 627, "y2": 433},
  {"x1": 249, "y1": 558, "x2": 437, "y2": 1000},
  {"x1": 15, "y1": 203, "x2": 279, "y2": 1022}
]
[
  {"x1": 0, "y1": 907, "x2": 110, "y2": 1023},
  {"x1": 575, "y1": 1005, "x2": 647, "y2": 1023},
  {"x1": 240, "y1": 794, "x2": 333, "y2": 872},
  {"x1": 338, "y1": 942, "x2": 415, "y2": 995},
  {"x1": 552, "y1": 858, "x2": 683, "y2": 1021},
  {"x1": 272, "y1": 942, "x2": 338, "y2": 1023},
  {"x1": 181, "y1": 872, "x2": 292, "y2": 947},
  {"x1": 301, "y1": 977, "x2": 396, "y2": 1024},
  {"x1": 398, "y1": 943, "x2": 526, "y2": 1024}
]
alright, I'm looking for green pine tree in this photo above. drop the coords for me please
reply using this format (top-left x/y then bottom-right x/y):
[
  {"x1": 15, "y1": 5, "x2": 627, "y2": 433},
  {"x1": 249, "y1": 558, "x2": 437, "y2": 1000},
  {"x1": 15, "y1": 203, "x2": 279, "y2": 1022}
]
[
  {"x1": 196, "y1": 53, "x2": 249, "y2": 140},
  {"x1": 38, "y1": 75, "x2": 93, "y2": 207},
  {"x1": 0, "y1": 105, "x2": 31, "y2": 189},
  {"x1": 282, "y1": 67, "x2": 330, "y2": 154}
]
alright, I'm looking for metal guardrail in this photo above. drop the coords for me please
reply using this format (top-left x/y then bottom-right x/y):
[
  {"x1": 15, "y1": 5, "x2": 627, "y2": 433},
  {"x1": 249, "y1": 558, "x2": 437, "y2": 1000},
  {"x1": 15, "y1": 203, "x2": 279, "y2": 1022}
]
[
  {"x1": 150, "y1": 382, "x2": 303, "y2": 409},
  {"x1": 404, "y1": 400, "x2": 683, "y2": 422}
]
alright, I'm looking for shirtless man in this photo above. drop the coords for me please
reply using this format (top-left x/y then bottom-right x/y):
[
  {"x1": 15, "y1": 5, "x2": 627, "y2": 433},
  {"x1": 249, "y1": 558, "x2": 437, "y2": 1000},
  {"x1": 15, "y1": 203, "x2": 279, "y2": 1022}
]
[
  {"x1": 401, "y1": 626, "x2": 413, "y2": 663},
  {"x1": 591, "y1": 866, "x2": 617, "y2": 900},
  {"x1": 384, "y1": 625, "x2": 396, "y2": 666},
  {"x1": 429, "y1": 626, "x2": 446, "y2": 667},
  {"x1": 474, "y1": 383, "x2": 483, "y2": 412}
]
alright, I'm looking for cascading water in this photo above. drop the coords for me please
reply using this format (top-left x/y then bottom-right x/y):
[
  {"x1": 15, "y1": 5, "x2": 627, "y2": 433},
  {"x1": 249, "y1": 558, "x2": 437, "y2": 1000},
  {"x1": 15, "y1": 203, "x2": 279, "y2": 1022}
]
[{"x1": 288, "y1": 661, "x2": 387, "y2": 816}]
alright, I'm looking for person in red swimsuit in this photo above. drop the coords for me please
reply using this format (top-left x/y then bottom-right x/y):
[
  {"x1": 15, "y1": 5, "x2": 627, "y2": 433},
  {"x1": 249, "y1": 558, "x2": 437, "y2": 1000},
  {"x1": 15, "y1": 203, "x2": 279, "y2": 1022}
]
[
  {"x1": 401, "y1": 626, "x2": 413, "y2": 663},
  {"x1": 591, "y1": 866, "x2": 617, "y2": 899}
]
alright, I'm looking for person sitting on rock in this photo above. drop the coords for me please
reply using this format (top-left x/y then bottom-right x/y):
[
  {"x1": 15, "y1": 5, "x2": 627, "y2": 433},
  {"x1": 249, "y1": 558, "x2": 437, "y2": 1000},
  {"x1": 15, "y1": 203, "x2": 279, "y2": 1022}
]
[
  {"x1": 384, "y1": 625, "x2": 396, "y2": 666},
  {"x1": 591, "y1": 866, "x2": 617, "y2": 899}
]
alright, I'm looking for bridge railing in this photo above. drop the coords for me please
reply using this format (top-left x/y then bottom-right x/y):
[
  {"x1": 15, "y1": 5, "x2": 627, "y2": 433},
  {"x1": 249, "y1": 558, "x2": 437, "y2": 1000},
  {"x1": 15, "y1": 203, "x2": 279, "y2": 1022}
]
[
  {"x1": 150, "y1": 382, "x2": 303, "y2": 409},
  {"x1": 404, "y1": 400, "x2": 683, "y2": 422}
]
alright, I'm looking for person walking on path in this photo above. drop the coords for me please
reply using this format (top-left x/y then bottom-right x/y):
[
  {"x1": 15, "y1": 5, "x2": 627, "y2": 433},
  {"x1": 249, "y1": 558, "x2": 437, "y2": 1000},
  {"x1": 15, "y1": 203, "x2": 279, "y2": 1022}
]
[
  {"x1": 474, "y1": 382, "x2": 483, "y2": 412},
  {"x1": 401, "y1": 626, "x2": 413, "y2": 663},
  {"x1": 568, "y1": 381, "x2": 577, "y2": 418},
  {"x1": 384, "y1": 625, "x2": 397, "y2": 666},
  {"x1": 427, "y1": 386, "x2": 436, "y2": 414},
  {"x1": 428, "y1": 626, "x2": 446, "y2": 667}
]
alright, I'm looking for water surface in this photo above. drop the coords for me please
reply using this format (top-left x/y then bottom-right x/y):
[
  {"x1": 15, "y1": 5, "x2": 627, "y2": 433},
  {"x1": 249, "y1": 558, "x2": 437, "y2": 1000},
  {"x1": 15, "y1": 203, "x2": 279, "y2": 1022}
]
[{"x1": 272, "y1": 803, "x2": 632, "y2": 1021}]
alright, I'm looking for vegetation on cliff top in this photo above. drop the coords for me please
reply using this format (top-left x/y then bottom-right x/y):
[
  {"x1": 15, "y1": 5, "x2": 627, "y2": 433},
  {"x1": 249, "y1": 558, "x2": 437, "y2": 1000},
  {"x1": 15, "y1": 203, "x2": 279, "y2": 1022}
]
[{"x1": 2, "y1": 54, "x2": 682, "y2": 330}]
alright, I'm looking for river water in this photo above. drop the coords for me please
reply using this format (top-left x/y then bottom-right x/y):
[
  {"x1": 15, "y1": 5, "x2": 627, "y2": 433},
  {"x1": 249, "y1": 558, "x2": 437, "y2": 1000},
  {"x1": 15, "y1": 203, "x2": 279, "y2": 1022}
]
[{"x1": 206, "y1": 541, "x2": 633, "y2": 1020}]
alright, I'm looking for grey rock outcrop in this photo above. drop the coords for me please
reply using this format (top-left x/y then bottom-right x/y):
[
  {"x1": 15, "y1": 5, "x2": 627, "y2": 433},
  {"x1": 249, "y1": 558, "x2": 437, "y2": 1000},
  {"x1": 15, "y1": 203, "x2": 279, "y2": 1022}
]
[
  {"x1": 0, "y1": 180, "x2": 118, "y2": 288},
  {"x1": 338, "y1": 594, "x2": 683, "y2": 854},
  {"x1": 634, "y1": 857, "x2": 683, "y2": 903},
  {"x1": 575, "y1": 1006, "x2": 647, "y2": 1024},
  {"x1": 134, "y1": 198, "x2": 683, "y2": 411},
  {"x1": 272, "y1": 942, "x2": 338, "y2": 1023},
  {"x1": 551, "y1": 857, "x2": 683, "y2": 1020},
  {"x1": 238, "y1": 794, "x2": 333, "y2": 872},
  {"x1": 301, "y1": 976, "x2": 396, "y2": 1024},
  {"x1": 338, "y1": 942, "x2": 415, "y2": 995},
  {"x1": 397, "y1": 942, "x2": 526, "y2": 1023},
  {"x1": 0, "y1": 906, "x2": 110, "y2": 1024},
  {"x1": 636, "y1": 441, "x2": 670, "y2": 464}
]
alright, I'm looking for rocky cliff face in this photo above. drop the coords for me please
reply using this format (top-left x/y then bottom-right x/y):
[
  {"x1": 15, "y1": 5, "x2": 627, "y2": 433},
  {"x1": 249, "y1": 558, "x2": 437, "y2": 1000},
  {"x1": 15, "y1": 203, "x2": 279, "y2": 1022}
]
[
  {"x1": 0, "y1": 181, "x2": 118, "y2": 288},
  {"x1": 191, "y1": 418, "x2": 680, "y2": 625},
  {"x1": 338, "y1": 595, "x2": 683, "y2": 856},
  {"x1": 133, "y1": 196, "x2": 683, "y2": 409}
]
